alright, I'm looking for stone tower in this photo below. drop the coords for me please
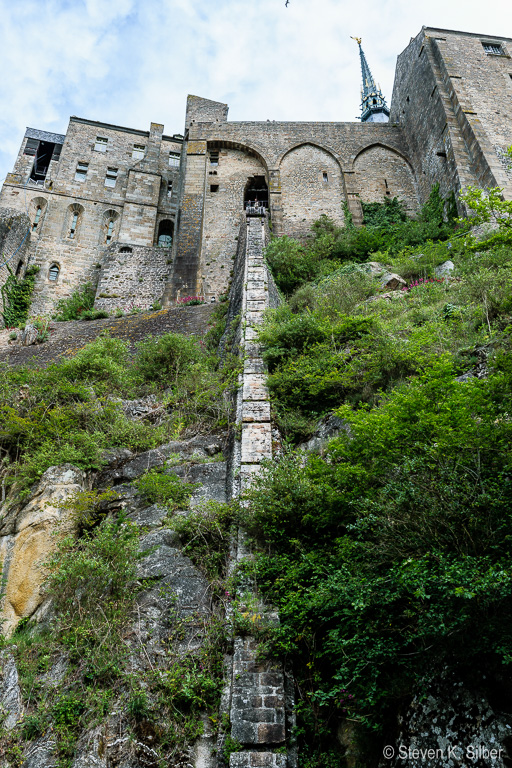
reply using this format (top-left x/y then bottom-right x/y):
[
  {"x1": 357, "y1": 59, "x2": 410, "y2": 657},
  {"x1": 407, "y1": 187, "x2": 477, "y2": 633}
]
[{"x1": 353, "y1": 37, "x2": 390, "y2": 123}]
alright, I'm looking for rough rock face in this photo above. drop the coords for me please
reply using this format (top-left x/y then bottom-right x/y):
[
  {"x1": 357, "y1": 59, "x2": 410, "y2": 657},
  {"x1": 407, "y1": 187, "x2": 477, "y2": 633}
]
[
  {"x1": 380, "y1": 675, "x2": 512, "y2": 768},
  {"x1": 0, "y1": 464, "x2": 85, "y2": 636},
  {"x1": 0, "y1": 650, "x2": 23, "y2": 730}
]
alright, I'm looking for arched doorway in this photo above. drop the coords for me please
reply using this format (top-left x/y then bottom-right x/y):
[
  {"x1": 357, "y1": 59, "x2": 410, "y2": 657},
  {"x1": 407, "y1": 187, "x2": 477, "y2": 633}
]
[{"x1": 244, "y1": 176, "x2": 268, "y2": 215}]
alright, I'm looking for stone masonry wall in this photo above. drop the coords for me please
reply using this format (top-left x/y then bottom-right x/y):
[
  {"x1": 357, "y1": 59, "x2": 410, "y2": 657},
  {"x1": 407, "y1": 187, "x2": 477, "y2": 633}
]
[
  {"x1": 226, "y1": 217, "x2": 291, "y2": 767},
  {"x1": 94, "y1": 243, "x2": 172, "y2": 313},
  {"x1": 353, "y1": 144, "x2": 419, "y2": 214},
  {"x1": 0, "y1": 118, "x2": 182, "y2": 314},
  {"x1": 200, "y1": 149, "x2": 266, "y2": 298},
  {"x1": 280, "y1": 143, "x2": 345, "y2": 239},
  {"x1": 0, "y1": 209, "x2": 31, "y2": 298}
]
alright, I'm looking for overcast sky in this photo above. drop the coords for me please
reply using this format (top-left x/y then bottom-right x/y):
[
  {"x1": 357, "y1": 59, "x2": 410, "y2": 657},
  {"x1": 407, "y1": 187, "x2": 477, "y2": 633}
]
[{"x1": 0, "y1": 0, "x2": 510, "y2": 182}]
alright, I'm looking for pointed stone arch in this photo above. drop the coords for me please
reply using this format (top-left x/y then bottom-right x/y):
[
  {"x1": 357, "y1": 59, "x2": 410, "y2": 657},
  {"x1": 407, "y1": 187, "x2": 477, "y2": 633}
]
[
  {"x1": 279, "y1": 143, "x2": 345, "y2": 238},
  {"x1": 352, "y1": 143, "x2": 419, "y2": 214}
]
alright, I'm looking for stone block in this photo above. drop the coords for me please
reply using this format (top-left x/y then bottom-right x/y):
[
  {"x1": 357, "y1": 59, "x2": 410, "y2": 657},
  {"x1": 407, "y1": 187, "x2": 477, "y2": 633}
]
[
  {"x1": 241, "y1": 424, "x2": 272, "y2": 464},
  {"x1": 242, "y1": 401, "x2": 271, "y2": 423},
  {"x1": 243, "y1": 374, "x2": 268, "y2": 401}
]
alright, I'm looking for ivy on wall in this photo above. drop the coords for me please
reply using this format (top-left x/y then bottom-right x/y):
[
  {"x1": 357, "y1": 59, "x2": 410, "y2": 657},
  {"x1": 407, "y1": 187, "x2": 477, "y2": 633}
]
[{"x1": 1, "y1": 265, "x2": 39, "y2": 327}]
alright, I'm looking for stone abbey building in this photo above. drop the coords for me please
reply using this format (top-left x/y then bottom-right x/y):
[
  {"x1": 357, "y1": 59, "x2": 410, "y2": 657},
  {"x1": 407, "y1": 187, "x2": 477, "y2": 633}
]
[{"x1": 1, "y1": 25, "x2": 512, "y2": 315}]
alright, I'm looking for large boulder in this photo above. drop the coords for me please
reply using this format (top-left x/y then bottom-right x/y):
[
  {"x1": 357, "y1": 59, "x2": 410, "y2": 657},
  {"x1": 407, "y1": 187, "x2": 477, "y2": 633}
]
[{"x1": 0, "y1": 464, "x2": 85, "y2": 636}]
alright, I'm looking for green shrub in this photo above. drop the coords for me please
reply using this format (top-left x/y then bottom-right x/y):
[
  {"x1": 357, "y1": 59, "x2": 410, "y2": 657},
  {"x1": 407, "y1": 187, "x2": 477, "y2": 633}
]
[
  {"x1": 53, "y1": 283, "x2": 95, "y2": 321},
  {"x1": 134, "y1": 467, "x2": 197, "y2": 510},
  {"x1": 59, "y1": 334, "x2": 130, "y2": 391},
  {"x1": 80, "y1": 308, "x2": 109, "y2": 321},
  {"x1": 134, "y1": 332, "x2": 202, "y2": 387}
]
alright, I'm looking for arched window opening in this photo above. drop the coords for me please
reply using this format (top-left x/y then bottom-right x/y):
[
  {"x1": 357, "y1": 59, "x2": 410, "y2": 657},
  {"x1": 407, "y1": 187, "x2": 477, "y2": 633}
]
[
  {"x1": 69, "y1": 212, "x2": 78, "y2": 239},
  {"x1": 32, "y1": 206, "x2": 42, "y2": 231},
  {"x1": 244, "y1": 176, "x2": 268, "y2": 216},
  {"x1": 157, "y1": 220, "x2": 173, "y2": 248},
  {"x1": 48, "y1": 264, "x2": 59, "y2": 281},
  {"x1": 15, "y1": 260, "x2": 24, "y2": 276},
  {"x1": 119, "y1": 246, "x2": 133, "y2": 253},
  {"x1": 106, "y1": 220, "x2": 115, "y2": 244}
]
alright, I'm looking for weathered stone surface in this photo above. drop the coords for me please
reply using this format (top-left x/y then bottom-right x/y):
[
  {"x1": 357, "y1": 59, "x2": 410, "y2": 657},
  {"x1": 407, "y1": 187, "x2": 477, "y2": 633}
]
[
  {"x1": 380, "y1": 674, "x2": 512, "y2": 768},
  {"x1": 435, "y1": 259, "x2": 455, "y2": 277},
  {"x1": 0, "y1": 651, "x2": 23, "y2": 730},
  {"x1": 242, "y1": 401, "x2": 271, "y2": 423},
  {"x1": 299, "y1": 413, "x2": 352, "y2": 454},
  {"x1": 242, "y1": 374, "x2": 268, "y2": 402},
  {"x1": 0, "y1": 464, "x2": 85, "y2": 636},
  {"x1": 21, "y1": 323, "x2": 38, "y2": 346},
  {"x1": 241, "y1": 424, "x2": 272, "y2": 464},
  {"x1": 171, "y1": 461, "x2": 228, "y2": 506},
  {"x1": 22, "y1": 737, "x2": 57, "y2": 768},
  {"x1": 379, "y1": 272, "x2": 407, "y2": 291}
]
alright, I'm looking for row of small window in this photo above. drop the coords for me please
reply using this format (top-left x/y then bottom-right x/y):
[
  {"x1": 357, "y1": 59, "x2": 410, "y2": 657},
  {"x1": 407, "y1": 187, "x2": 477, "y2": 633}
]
[
  {"x1": 75, "y1": 163, "x2": 119, "y2": 187},
  {"x1": 93, "y1": 136, "x2": 180, "y2": 167},
  {"x1": 75, "y1": 162, "x2": 174, "y2": 196}
]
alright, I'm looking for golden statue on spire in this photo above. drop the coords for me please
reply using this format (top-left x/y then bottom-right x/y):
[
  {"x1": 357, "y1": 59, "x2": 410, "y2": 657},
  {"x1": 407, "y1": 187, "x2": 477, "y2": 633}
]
[{"x1": 351, "y1": 36, "x2": 362, "y2": 45}]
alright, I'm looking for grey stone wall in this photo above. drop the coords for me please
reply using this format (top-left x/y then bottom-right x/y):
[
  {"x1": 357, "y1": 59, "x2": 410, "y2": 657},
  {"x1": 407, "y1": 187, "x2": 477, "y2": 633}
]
[
  {"x1": 94, "y1": 243, "x2": 172, "y2": 312},
  {"x1": 0, "y1": 117, "x2": 182, "y2": 315},
  {"x1": 0, "y1": 208, "x2": 31, "y2": 295}
]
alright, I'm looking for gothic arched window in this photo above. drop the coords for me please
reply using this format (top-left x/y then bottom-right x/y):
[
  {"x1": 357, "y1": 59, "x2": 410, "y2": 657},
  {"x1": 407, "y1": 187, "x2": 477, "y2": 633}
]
[{"x1": 48, "y1": 264, "x2": 60, "y2": 281}]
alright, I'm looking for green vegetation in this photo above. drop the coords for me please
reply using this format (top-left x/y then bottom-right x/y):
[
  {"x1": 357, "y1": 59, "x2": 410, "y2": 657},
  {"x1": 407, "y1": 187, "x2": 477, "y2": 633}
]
[
  {"x1": 1, "y1": 265, "x2": 40, "y2": 327},
  {"x1": 241, "y1": 188, "x2": 512, "y2": 762},
  {"x1": 0, "y1": 330, "x2": 238, "y2": 499},
  {"x1": 1, "y1": 493, "x2": 226, "y2": 767},
  {"x1": 53, "y1": 283, "x2": 96, "y2": 321},
  {"x1": 134, "y1": 466, "x2": 198, "y2": 510},
  {"x1": 265, "y1": 186, "x2": 457, "y2": 295}
]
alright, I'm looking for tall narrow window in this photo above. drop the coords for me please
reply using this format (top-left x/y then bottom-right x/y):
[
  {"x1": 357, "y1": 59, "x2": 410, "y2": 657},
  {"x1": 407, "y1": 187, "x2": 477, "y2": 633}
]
[
  {"x1": 322, "y1": 172, "x2": 328, "y2": 183},
  {"x1": 94, "y1": 136, "x2": 108, "y2": 152},
  {"x1": 32, "y1": 206, "x2": 42, "y2": 230},
  {"x1": 105, "y1": 168, "x2": 118, "y2": 188},
  {"x1": 132, "y1": 144, "x2": 145, "y2": 160},
  {"x1": 169, "y1": 151, "x2": 180, "y2": 168},
  {"x1": 49, "y1": 264, "x2": 60, "y2": 281},
  {"x1": 75, "y1": 162, "x2": 88, "y2": 181},
  {"x1": 210, "y1": 151, "x2": 219, "y2": 166},
  {"x1": 167, "y1": 180, "x2": 173, "y2": 197},
  {"x1": 106, "y1": 220, "x2": 115, "y2": 244},
  {"x1": 15, "y1": 260, "x2": 24, "y2": 276},
  {"x1": 69, "y1": 212, "x2": 79, "y2": 239}
]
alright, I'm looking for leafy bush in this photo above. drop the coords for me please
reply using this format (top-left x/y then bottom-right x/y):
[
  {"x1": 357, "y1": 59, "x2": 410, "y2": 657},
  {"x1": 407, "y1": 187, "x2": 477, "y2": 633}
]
[
  {"x1": 134, "y1": 331, "x2": 202, "y2": 387},
  {"x1": 53, "y1": 283, "x2": 95, "y2": 321},
  {"x1": 80, "y1": 308, "x2": 109, "y2": 321},
  {"x1": 134, "y1": 467, "x2": 197, "y2": 510},
  {"x1": 1, "y1": 265, "x2": 39, "y2": 327},
  {"x1": 242, "y1": 357, "x2": 512, "y2": 745},
  {"x1": 59, "y1": 334, "x2": 131, "y2": 391}
]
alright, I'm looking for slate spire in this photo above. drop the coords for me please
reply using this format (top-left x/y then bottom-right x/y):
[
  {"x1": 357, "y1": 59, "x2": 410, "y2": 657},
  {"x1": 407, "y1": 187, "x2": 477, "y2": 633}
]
[{"x1": 351, "y1": 37, "x2": 390, "y2": 123}]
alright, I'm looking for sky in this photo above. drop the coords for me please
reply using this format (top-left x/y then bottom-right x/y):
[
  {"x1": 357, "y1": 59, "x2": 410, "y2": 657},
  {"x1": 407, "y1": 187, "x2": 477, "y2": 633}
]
[{"x1": 0, "y1": 0, "x2": 510, "y2": 182}]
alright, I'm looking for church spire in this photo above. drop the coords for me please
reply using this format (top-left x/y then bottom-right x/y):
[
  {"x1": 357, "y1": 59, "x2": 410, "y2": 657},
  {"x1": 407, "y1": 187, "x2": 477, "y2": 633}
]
[{"x1": 351, "y1": 37, "x2": 390, "y2": 123}]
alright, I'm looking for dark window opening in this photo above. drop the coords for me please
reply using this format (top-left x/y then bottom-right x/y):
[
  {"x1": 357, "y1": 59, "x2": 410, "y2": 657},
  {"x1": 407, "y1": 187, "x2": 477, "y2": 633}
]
[
  {"x1": 244, "y1": 175, "x2": 268, "y2": 215},
  {"x1": 483, "y1": 42, "x2": 504, "y2": 55},
  {"x1": 210, "y1": 184, "x2": 219, "y2": 193},
  {"x1": 48, "y1": 264, "x2": 59, "y2": 281},
  {"x1": 157, "y1": 219, "x2": 173, "y2": 248},
  {"x1": 106, "y1": 220, "x2": 115, "y2": 244},
  {"x1": 323, "y1": 172, "x2": 328, "y2": 182},
  {"x1": 372, "y1": 98, "x2": 377, "y2": 105},
  {"x1": 29, "y1": 140, "x2": 60, "y2": 184},
  {"x1": 437, "y1": 151, "x2": 447, "y2": 158},
  {"x1": 32, "y1": 206, "x2": 42, "y2": 230},
  {"x1": 210, "y1": 151, "x2": 219, "y2": 166},
  {"x1": 406, "y1": 96, "x2": 410, "y2": 102},
  {"x1": 120, "y1": 246, "x2": 133, "y2": 253},
  {"x1": 15, "y1": 260, "x2": 24, "y2": 276},
  {"x1": 167, "y1": 181, "x2": 173, "y2": 197},
  {"x1": 69, "y1": 212, "x2": 79, "y2": 239}
]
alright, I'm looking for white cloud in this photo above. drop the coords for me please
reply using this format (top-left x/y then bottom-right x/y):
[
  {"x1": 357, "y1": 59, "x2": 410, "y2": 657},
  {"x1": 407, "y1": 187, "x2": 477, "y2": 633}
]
[{"x1": 0, "y1": 0, "x2": 510, "y2": 181}]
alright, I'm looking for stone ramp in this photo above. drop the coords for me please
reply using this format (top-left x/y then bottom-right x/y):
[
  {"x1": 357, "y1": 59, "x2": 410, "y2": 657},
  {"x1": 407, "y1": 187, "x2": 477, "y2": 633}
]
[{"x1": 0, "y1": 303, "x2": 216, "y2": 367}]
